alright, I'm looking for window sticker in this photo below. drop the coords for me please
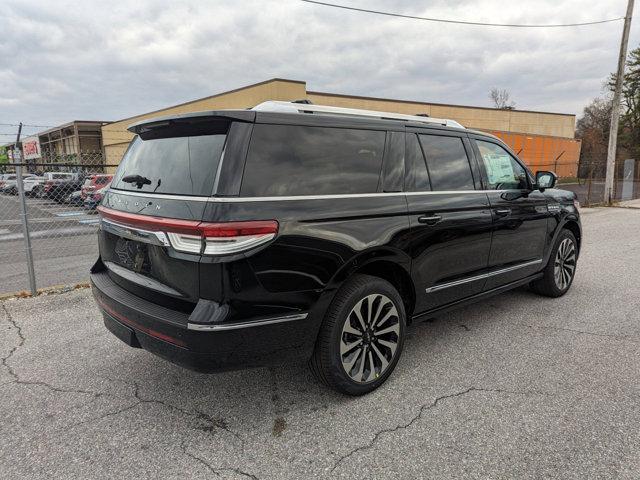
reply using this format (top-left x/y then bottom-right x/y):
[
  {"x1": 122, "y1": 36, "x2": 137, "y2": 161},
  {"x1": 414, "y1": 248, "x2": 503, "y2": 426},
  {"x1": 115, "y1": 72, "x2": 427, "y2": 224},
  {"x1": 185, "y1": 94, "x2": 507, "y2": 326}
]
[{"x1": 483, "y1": 153, "x2": 515, "y2": 185}]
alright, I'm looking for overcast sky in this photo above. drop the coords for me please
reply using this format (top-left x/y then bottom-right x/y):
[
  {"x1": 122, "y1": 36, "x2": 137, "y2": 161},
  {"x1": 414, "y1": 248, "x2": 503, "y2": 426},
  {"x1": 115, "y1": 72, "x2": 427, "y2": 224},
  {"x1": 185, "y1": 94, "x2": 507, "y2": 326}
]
[{"x1": 1, "y1": 0, "x2": 638, "y2": 137}]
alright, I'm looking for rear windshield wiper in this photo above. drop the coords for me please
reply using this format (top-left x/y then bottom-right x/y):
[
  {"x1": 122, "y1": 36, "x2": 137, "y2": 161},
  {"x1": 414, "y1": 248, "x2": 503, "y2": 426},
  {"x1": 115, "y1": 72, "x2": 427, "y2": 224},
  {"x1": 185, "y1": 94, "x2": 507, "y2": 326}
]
[{"x1": 121, "y1": 174, "x2": 152, "y2": 189}]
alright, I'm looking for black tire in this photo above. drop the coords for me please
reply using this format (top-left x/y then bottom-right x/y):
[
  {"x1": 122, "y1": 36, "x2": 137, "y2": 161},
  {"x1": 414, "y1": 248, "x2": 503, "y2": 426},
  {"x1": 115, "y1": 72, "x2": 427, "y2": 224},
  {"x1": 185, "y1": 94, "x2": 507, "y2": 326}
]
[
  {"x1": 309, "y1": 274, "x2": 406, "y2": 395},
  {"x1": 530, "y1": 229, "x2": 578, "y2": 297}
]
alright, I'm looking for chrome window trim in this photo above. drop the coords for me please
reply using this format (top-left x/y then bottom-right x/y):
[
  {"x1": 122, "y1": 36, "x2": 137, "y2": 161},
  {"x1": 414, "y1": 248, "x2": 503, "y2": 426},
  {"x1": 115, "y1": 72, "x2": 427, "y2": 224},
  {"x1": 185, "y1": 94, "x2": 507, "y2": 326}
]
[
  {"x1": 107, "y1": 189, "x2": 213, "y2": 202},
  {"x1": 425, "y1": 259, "x2": 543, "y2": 294},
  {"x1": 187, "y1": 312, "x2": 308, "y2": 331},
  {"x1": 107, "y1": 189, "x2": 510, "y2": 202}
]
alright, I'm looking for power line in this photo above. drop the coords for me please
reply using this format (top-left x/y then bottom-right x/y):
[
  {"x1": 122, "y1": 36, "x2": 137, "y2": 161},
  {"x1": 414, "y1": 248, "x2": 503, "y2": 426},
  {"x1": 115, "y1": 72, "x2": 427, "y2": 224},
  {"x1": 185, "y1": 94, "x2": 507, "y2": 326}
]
[
  {"x1": 0, "y1": 122, "x2": 55, "y2": 129},
  {"x1": 300, "y1": 0, "x2": 625, "y2": 28}
]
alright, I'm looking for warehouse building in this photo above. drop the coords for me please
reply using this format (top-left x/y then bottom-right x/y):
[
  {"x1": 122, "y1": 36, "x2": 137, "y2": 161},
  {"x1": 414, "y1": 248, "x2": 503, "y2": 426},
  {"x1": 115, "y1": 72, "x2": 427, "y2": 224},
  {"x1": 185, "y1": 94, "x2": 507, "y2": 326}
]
[
  {"x1": 102, "y1": 78, "x2": 580, "y2": 177},
  {"x1": 3, "y1": 121, "x2": 110, "y2": 170}
]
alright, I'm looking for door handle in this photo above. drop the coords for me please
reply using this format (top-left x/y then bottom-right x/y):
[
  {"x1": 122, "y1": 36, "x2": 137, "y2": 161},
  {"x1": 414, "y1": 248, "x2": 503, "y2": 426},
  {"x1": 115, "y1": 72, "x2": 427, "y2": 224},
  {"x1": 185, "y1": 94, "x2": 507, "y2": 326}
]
[
  {"x1": 495, "y1": 208, "x2": 511, "y2": 217},
  {"x1": 418, "y1": 214, "x2": 442, "y2": 225}
]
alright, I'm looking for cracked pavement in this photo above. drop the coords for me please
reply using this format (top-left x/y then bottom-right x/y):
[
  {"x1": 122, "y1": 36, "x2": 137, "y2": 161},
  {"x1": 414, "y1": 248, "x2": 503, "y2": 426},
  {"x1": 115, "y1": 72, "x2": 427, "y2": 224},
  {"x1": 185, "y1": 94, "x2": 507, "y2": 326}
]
[{"x1": 1, "y1": 207, "x2": 639, "y2": 479}]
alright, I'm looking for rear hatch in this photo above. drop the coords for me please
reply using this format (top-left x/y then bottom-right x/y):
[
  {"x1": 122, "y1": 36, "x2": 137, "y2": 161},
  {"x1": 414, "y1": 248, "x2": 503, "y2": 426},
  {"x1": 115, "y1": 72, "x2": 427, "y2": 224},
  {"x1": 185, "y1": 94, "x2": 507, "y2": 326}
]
[{"x1": 97, "y1": 117, "x2": 231, "y2": 311}]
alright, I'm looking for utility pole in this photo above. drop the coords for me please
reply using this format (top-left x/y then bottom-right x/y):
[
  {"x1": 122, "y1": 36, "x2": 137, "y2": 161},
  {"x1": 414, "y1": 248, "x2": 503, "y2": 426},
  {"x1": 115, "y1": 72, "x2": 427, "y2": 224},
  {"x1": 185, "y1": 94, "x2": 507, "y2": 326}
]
[
  {"x1": 14, "y1": 123, "x2": 37, "y2": 296},
  {"x1": 604, "y1": 0, "x2": 635, "y2": 204}
]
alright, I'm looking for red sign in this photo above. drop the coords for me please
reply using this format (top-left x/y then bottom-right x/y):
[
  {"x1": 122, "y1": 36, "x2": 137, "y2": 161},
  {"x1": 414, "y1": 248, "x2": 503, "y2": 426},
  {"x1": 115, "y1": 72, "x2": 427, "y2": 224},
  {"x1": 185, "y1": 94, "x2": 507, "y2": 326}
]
[{"x1": 22, "y1": 136, "x2": 40, "y2": 160}]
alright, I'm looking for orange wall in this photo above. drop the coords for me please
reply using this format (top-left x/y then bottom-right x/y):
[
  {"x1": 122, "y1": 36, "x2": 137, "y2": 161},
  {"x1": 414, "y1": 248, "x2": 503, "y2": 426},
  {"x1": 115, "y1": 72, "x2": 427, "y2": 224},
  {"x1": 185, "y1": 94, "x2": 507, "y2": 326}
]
[{"x1": 486, "y1": 130, "x2": 581, "y2": 178}]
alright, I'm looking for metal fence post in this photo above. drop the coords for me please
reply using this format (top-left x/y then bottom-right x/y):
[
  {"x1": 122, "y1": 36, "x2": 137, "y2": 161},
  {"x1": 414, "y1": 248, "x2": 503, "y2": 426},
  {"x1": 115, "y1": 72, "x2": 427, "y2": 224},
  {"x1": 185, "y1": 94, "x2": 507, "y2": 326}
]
[{"x1": 15, "y1": 156, "x2": 37, "y2": 296}]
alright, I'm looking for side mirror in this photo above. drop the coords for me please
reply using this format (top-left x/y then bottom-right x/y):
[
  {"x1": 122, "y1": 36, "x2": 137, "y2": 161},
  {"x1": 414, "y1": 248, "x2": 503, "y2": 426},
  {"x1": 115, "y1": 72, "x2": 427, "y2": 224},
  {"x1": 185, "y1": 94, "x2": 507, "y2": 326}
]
[{"x1": 535, "y1": 171, "x2": 557, "y2": 191}]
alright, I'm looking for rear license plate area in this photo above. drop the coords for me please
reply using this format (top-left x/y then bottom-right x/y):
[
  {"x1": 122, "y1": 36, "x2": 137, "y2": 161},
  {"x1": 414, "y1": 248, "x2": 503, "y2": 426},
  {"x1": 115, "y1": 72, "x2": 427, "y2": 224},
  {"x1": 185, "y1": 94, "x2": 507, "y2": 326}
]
[{"x1": 104, "y1": 314, "x2": 141, "y2": 348}]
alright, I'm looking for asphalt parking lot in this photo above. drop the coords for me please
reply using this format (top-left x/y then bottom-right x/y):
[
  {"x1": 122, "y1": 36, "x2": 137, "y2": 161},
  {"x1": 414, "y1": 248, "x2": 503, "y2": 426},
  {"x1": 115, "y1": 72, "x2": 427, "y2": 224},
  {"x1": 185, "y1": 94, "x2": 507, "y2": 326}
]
[
  {"x1": 1, "y1": 207, "x2": 639, "y2": 479},
  {"x1": 0, "y1": 193, "x2": 98, "y2": 294}
]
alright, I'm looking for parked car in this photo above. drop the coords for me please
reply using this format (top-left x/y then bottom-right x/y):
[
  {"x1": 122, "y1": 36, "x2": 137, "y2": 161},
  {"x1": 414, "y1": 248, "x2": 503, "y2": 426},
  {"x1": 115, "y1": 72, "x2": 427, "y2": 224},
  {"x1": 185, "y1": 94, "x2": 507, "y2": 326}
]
[
  {"x1": 0, "y1": 173, "x2": 11, "y2": 185},
  {"x1": 81, "y1": 174, "x2": 113, "y2": 200},
  {"x1": 83, "y1": 182, "x2": 111, "y2": 210},
  {"x1": 23, "y1": 175, "x2": 47, "y2": 197},
  {"x1": 42, "y1": 172, "x2": 85, "y2": 202},
  {"x1": 91, "y1": 102, "x2": 582, "y2": 395},
  {"x1": 65, "y1": 190, "x2": 84, "y2": 206},
  {"x1": 0, "y1": 174, "x2": 38, "y2": 194}
]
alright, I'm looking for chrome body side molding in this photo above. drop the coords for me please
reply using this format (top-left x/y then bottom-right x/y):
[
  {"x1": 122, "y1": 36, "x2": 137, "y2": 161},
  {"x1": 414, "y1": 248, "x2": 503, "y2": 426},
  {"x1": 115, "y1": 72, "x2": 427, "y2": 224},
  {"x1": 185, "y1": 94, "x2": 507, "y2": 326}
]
[{"x1": 425, "y1": 259, "x2": 543, "y2": 294}]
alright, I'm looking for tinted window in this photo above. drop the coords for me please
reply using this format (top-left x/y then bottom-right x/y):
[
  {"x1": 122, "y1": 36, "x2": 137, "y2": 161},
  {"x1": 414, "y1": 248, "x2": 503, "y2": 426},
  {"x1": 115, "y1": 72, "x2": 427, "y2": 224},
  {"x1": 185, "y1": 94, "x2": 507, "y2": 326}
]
[
  {"x1": 381, "y1": 132, "x2": 404, "y2": 192},
  {"x1": 419, "y1": 135, "x2": 475, "y2": 191},
  {"x1": 241, "y1": 125, "x2": 385, "y2": 196},
  {"x1": 405, "y1": 133, "x2": 430, "y2": 191},
  {"x1": 475, "y1": 140, "x2": 528, "y2": 190},
  {"x1": 112, "y1": 133, "x2": 226, "y2": 196}
]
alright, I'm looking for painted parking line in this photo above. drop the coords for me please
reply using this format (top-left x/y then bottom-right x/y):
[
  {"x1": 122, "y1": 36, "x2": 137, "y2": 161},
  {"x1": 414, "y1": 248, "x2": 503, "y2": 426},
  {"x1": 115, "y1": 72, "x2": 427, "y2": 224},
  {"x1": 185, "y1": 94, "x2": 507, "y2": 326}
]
[
  {"x1": 55, "y1": 211, "x2": 85, "y2": 217},
  {"x1": 78, "y1": 218, "x2": 99, "y2": 225},
  {"x1": 0, "y1": 225, "x2": 98, "y2": 242}
]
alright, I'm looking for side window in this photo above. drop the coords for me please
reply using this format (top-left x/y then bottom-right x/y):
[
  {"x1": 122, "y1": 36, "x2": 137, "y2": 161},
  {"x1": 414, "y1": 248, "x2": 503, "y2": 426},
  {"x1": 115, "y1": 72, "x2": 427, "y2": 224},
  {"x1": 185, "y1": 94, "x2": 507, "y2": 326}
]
[
  {"x1": 241, "y1": 125, "x2": 386, "y2": 196},
  {"x1": 419, "y1": 135, "x2": 475, "y2": 191},
  {"x1": 381, "y1": 132, "x2": 404, "y2": 193},
  {"x1": 475, "y1": 140, "x2": 528, "y2": 190},
  {"x1": 405, "y1": 133, "x2": 430, "y2": 191}
]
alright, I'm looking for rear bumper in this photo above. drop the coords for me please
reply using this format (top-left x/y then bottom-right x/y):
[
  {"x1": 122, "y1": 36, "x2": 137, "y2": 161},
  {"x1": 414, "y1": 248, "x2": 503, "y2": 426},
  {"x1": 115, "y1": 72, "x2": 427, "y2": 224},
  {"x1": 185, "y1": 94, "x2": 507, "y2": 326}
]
[{"x1": 90, "y1": 270, "x2": 319, "y2": 372}]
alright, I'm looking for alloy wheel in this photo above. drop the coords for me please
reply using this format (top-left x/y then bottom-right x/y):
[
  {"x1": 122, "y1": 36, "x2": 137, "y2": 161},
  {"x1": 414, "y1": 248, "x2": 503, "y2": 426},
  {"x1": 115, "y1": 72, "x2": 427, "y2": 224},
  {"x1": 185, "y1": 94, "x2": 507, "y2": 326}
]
[
  {"x1": 554, "y1": 238, "x2": 576, "y2": 290},
  {"x1": 340, "y1": 294, "x2": 400, "y2": 383}
]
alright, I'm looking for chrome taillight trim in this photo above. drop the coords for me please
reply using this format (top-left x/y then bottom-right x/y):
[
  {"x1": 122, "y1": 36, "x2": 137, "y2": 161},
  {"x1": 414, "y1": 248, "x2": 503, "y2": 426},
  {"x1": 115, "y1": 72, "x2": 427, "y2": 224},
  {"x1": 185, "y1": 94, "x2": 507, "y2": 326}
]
[
  {"x1": 203, "y1": 233, "x2": 276, "y2": 255},
  {"x1": 166, "y1": 232, "x2": 202, "y2": 254}
]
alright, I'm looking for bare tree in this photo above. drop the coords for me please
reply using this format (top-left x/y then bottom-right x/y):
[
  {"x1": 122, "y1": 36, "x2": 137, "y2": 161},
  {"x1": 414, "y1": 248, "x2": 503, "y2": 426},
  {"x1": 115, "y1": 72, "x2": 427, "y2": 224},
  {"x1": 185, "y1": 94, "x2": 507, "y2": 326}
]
[
  {"x1": 576, "y1": 96, "x2": 613, "y2": 178},
  {"x1": 489, "y1": 88, "x2": 516, "y2": 109}
]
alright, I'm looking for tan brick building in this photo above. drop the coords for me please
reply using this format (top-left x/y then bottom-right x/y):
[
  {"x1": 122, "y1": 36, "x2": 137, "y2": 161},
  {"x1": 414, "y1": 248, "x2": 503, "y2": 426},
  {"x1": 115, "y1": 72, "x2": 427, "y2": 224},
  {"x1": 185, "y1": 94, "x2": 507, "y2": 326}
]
[{"x1": 102, "y1": 78, "x2": 580, "y2": 176}]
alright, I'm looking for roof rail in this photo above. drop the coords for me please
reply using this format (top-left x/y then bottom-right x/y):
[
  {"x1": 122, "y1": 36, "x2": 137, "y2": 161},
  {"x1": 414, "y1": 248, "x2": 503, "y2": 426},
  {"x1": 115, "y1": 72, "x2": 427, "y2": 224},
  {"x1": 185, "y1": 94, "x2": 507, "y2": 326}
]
[{"x1": 252, "y1": 101, "x2": 464, "y2": 129}]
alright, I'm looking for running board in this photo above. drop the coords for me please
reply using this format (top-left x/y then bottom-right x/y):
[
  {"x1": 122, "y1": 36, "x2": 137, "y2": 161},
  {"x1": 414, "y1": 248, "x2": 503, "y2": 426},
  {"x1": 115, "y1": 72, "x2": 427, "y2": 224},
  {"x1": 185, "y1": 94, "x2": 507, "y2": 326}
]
[{"x1": 412, "y1": 273, "x2": 543, "y2": 322}]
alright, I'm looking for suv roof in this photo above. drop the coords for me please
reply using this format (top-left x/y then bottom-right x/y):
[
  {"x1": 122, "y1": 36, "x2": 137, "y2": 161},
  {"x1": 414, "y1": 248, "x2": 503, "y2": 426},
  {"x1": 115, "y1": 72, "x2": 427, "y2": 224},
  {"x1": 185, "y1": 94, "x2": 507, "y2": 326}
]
[
  {"x1": 126, "y1": 102, "x2": 504, "y2": 151},
  {"x1": 127, "y1": 101, "x2": 473, "y2": 134}
]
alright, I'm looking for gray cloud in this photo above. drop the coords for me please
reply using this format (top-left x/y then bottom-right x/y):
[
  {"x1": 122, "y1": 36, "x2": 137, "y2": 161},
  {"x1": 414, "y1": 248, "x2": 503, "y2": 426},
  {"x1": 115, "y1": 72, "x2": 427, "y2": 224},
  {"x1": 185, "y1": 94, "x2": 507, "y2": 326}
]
[{"x1": 0, "y1": 0, "x2": 636, "y2": 136}]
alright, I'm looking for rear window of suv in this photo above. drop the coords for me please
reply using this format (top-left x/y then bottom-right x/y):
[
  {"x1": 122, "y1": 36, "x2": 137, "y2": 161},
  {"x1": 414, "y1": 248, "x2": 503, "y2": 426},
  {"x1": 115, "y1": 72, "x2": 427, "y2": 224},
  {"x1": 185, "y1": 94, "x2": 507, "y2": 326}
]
[
  {"x1": 112, "y1": 129, "x2": 226, "y2": 196},
  {"x1": 240, "y1": 125, "x2": 386, "y2": 197}
]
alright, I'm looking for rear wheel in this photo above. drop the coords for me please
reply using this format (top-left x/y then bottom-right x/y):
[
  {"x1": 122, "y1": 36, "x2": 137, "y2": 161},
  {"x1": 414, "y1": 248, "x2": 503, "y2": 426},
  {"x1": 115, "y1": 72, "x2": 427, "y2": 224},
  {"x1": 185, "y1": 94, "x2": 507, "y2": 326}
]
[
  {"x1": 530, "y1": 229, "x2": 578, "y2": 297},
  {"x1": 309, "y1": 274, "x2": 406, "y2": 395}
]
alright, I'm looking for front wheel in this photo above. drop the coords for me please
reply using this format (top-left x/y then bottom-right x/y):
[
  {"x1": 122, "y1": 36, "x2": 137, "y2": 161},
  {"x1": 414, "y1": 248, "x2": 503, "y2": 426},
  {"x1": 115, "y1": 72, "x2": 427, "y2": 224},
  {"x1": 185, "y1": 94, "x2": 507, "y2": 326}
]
[
  {"x1": 309, "y1": 274, "x2": 406, "y2": 395},
  {"x1": 530, "y1": 229, "x2": 578, "y2": 297}
]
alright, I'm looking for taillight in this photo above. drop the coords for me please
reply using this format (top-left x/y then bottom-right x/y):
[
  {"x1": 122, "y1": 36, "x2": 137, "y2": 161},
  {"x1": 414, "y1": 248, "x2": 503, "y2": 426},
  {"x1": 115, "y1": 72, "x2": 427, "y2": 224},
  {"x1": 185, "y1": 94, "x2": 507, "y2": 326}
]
[
  {"x1": 98, "y1": 206, "x2": 278, "y2": 255},
  {"x1": 201, "y1": 221, "x2": 278, "y2": 255}
]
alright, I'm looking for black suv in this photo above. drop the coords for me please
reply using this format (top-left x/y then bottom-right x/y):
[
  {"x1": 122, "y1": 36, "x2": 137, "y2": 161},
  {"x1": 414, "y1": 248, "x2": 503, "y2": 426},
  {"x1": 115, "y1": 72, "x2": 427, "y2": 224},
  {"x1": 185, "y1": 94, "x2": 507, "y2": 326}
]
[{"x1": 90, "y1": 101, "x2": 581, "y2": 395}]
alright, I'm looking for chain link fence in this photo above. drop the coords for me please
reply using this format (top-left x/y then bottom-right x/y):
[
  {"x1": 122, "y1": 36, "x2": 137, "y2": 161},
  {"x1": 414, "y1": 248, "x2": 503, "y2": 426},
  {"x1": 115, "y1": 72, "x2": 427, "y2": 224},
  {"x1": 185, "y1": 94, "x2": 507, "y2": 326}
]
[
  {"x1": 0, "y1": 152, "x2": 116, "y2": 296},
  {"x1": 565, "y1": 158, "x2": 640, "y2": 206}
]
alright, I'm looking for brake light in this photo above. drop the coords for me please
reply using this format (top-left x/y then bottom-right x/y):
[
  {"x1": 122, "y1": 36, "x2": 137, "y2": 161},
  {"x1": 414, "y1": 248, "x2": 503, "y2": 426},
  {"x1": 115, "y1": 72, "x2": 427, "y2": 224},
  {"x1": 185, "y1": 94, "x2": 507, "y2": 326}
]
[{"x1": 97, "y1": 206, "x2": 278, "y2": 255}]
